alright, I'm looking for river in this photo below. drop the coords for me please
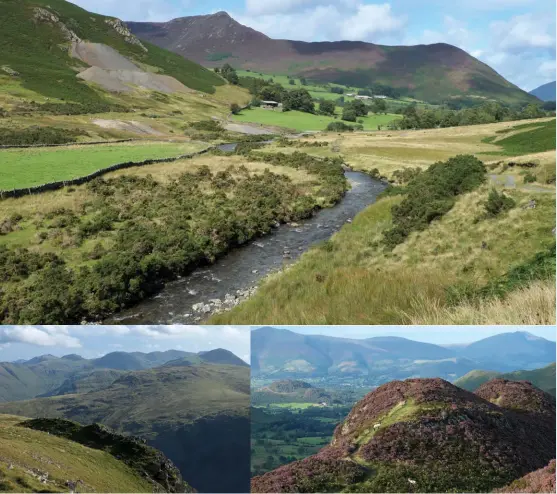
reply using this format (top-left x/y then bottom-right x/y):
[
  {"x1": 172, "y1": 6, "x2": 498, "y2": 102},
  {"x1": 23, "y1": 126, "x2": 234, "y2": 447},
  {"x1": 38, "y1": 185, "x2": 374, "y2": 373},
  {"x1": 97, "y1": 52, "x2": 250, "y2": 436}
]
[{"x1": 104, "y1": 147, "x2": 386, "y2": 324}]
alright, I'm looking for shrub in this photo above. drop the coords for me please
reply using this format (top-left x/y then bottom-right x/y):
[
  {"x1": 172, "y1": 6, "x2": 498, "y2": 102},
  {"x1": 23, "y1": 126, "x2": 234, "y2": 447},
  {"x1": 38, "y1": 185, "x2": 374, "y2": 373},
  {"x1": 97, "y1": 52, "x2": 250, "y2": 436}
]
[
  {"x1": 483, "y1": 188, "x2": 516, "y2": 218},
  {"x1": 342, "y1": 109, "x2": 357, "y2": 122},
  {"x1": 326, "y1": 121, "x2": 355, "y2": 132},
  {"x1": 523, "y1": 172, "x2": 537, "y2": 183},
  {"x1": 0, "y1": 126, "x2": 84, "y2": 145},
  {"x1": 383, "y1": 155, "x2": 486, "y2": 248},
  {"x1": 188, "y1": 120, "x2": 224, "y2": 132}
]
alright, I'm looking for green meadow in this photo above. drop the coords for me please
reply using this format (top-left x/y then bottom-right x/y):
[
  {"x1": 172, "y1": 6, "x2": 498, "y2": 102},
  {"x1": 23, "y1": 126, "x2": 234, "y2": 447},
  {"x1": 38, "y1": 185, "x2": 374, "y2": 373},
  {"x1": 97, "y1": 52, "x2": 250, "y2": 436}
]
[
  {"x1": 0, "y1": 141, "x2": 207, "y2": 189},
  {"x1": 232, "y1": 107, "x2": 402, "y2": 132}
]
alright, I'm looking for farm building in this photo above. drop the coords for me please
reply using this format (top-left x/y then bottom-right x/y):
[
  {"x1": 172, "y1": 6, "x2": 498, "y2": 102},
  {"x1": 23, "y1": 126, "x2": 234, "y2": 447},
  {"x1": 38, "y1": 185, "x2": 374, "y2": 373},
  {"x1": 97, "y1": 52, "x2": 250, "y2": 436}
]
[{"x1": 260, "y1": 100, "x2": 281, "y2": 109}]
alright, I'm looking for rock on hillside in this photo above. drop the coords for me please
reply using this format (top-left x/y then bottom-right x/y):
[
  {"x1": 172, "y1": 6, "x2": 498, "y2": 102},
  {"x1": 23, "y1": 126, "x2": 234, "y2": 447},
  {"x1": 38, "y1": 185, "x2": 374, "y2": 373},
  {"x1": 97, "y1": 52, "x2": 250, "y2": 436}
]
[
  {"x1": 21, "y1": 418, "x2": 194, "y2": 493},
  {"x1": 251, "y1": 378, "x2": 556, "y2": 493},
  {"x1": 495, "y1": 460, "x2": 556, "y2": 493}
]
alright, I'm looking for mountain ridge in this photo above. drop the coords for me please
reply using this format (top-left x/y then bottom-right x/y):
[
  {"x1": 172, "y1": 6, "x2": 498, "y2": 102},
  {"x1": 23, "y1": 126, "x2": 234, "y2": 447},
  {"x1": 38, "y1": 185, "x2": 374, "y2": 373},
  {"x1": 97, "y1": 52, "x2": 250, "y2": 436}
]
[
  {"x1": 251, "y1": 328, "x2": 556, "y2": 380},
  {"x1": 530, "y1": 81, "x2": 556, "y2": 101},
  {"x1": 127, "y1": 12, "x2": 537, "y2": 104},
  {"x1": 0, "y1": 348, "x2": 247, "y2": 402}
]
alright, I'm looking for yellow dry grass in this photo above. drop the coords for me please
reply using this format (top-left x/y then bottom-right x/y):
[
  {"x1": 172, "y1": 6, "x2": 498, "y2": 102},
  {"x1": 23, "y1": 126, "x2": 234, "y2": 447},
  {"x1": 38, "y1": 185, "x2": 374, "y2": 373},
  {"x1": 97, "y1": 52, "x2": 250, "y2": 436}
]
[
  {"x1": 105, "y1": 154, "x2": 312, "y2": 183},
  {"x1": 292, "y1": 118, "x2": 556, "y2": 179},
  {"x1": 405, "y1": 280, "x2": 556, "y2": 325}
]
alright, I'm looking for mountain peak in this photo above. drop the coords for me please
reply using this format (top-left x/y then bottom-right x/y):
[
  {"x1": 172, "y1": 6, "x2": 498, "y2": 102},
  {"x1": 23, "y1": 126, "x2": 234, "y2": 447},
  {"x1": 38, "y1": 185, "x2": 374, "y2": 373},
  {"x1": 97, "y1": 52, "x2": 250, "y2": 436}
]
[
  {"x1": 211, "y1": 11, "x2": 231, "y2": 18},
  {"x1": 61, "y1": 354, "x2": 85, "y2": 361}
]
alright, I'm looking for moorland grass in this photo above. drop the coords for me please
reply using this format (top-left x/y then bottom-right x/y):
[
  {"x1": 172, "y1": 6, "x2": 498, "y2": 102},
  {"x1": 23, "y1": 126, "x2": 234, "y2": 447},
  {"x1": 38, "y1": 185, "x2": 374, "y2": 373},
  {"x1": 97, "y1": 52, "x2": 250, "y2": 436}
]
[
  {"x1": 0, "y1": 141, "x2": 207, "y2": 189},
  {"x1": 210, "y1": 182, "x2": 555, "y2": 325}
]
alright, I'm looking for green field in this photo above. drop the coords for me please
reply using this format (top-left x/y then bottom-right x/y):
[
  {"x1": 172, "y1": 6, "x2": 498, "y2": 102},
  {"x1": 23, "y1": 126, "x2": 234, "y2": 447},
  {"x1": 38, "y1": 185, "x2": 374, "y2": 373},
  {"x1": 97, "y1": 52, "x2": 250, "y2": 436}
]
[
  {"x1": 0, "y1": 141, "x2": 207, "y2": 189},
  {"x1": 236, "y1": 69, "x2": 432, "y2": 110},
  {"x1": 251, "y1": 405, "x2": 350, "y2": 476},
  {"x1": 232, "y1": 107, "x2": 402, "y2": 132},
  {"x1": 268, "y1": 402, "x2": 318, "y2": 409}
]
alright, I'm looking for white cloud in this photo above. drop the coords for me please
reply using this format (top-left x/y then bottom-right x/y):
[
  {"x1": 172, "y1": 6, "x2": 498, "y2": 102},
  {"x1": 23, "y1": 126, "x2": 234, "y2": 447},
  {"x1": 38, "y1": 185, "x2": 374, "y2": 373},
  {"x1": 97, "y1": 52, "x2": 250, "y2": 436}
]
[
  {"x1": 409, "y1": 16, "x2": 476, "y2": 52},
  {"x1": 236, "y1": 2, "x2": 405, "y2": 42},
  {"x1": 491, "y1": 14, "x2": 555, "y2": 54},
  {"x1": 0, "y1": 326, "x2": 82, "y2": 348},
  {"x1": 71, "y1": 0, "x2": 193, "y2": 22},
  {"x1": 89, "y1": 325, "x2": 209, "y2": 338},
  {"x1": 245, "y1": 0, "x2": 356, "y2": 16}
]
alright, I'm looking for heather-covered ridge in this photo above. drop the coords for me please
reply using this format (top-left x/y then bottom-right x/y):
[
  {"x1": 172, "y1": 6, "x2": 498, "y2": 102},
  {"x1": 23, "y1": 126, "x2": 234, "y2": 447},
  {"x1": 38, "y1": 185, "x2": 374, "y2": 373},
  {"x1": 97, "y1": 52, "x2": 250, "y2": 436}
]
[
  {"x1": 251, "y1": 378, "x2": 556, "y2": 493},
  {"x1": 495, "y1": 460, "x2": 556, "y2": 493},
  {"x1": 475, "y1": 378, "x2": 556, "y2": 418}
]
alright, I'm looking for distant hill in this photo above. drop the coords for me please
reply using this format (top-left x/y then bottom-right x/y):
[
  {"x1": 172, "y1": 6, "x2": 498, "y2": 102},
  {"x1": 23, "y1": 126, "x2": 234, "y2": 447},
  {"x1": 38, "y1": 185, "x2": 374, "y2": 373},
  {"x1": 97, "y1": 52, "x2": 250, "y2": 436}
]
[
  {"x1": 252, "y1": 379, "x2": 338, "y2": 406},
  {"x1": 530, "y1": 81, "x2": 556, "y2": 101},
  {"x1": 0, "y1": 363, "x2": 250, "y2": 493},
  {"x1": 455, "y1": 363, "x2": 556, "y2": 395},
  {"x1": 198, "y1": 348, "x2": 249, "y2": 367},
  {"x1": 128, "y1": 12, "x2": 536, "y2": 104},
  {"x1": 251, "y1": 328, "x2": 555, "y2": 380},
  {"x1": 456, "y1": 331, "x2": 556, "y2": 370},
  {"x1": 0, "y1": 0, "x2": 225, "y2": 111},
  {"x1": 251, "y1": 378, "x2": 556, "y2": 493},
  {"x1": 0, "y1": 348, "x2": 247, "y2": 402},
  {"x1": 0, "y1": 414, "x2": 188, "y2": 493}
]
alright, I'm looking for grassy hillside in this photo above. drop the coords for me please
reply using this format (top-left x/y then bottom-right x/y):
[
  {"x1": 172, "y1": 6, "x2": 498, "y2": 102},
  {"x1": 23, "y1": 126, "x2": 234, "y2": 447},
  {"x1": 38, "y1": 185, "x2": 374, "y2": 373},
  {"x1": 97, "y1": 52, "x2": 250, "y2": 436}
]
[
  {"x1": 0, "y1": 414, "x2": 155, "y2": 493},
  {"x1": 0, "y1": 0, "x2": 224, "y2": 106},
  {"x1": 455, "y1": 363, "x2": 556, "y2": 395},
  {"x1": 209, "y1": 119, "x2": 555, "y2": 325}
]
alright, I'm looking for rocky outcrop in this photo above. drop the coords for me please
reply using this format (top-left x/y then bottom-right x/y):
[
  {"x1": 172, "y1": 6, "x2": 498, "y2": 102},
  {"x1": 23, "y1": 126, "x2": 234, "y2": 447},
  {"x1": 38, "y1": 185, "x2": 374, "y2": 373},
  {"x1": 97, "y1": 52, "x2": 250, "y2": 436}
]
[
  {"x1": 20, "y1": 418, "x2": 195, "y2": 493},
  {"x1": 33, "y1": 7, "x2": 81, "y2": 43},
  {"x1": 105, "y1": 18, "x2": 148, "y2": 51}
]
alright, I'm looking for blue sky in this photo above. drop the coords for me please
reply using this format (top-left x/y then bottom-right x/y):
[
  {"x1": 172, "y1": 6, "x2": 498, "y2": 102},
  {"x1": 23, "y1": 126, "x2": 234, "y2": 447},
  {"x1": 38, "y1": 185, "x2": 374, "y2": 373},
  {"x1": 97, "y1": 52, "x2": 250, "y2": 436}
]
[
  {"x1": 0, "y1": 326, "x2": 251, "y2": 362},
  {"x1": 72, "y1": 0, "x2": 556, "y2": 91},
  {"x1": 253, "y1": 326, "x2": 557, "y2": 345}
]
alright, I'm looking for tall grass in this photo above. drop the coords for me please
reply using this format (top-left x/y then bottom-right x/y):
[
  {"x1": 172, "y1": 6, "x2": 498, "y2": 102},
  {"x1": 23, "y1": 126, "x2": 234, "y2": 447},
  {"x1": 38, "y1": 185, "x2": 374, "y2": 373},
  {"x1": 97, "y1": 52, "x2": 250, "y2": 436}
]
[
  {"x1": 405, "y1": 280, "x2": 556, "y2": 325},
  {"x1": 211, "y1": 183, "x2": 556, "y2": 325}
]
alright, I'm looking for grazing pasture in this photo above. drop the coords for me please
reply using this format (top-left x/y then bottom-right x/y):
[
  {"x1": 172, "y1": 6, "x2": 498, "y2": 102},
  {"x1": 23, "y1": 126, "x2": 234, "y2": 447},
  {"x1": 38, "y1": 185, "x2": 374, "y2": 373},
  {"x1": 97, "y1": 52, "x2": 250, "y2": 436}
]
[
  {"x1": 232, "y1": 107, "x2": 402, "y2": 132},
  {"x1": 0, "y1": 141, "x2": 208, "y2": 189}
]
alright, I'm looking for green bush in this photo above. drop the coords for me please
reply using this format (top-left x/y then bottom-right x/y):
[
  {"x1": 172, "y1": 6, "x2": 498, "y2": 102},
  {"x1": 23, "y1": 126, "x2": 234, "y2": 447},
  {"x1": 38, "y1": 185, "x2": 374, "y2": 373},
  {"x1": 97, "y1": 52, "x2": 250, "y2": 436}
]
[
  {"x1": 326, "y1": 121, "x2": 355, "y2": 132},
  {"x1": 483, "y1": 188, "x2": 516, "y2": 217},
  {"x1": 523, "y1": 171, "x2": 537, "y2": 183},
  {"x1": 188, "y1": 120, "x2": 224, "y2": 132},
  {"x1": 0, "y1": 126, "x2": 84, "y2": 145},
  {"x1": 383, "y1": 155, "x2": 486, "y2": 248}
]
